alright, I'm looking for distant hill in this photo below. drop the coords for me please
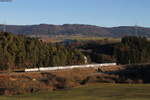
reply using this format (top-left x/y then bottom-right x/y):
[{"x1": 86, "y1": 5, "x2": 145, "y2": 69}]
[{"x1": 1, "y1": 24, "x2": 150, "y2": 37}]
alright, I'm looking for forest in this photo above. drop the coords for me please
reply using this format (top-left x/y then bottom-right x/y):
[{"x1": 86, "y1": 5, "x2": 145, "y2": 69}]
[
  {"x1": 0, "y1": 32, "x2": 149, "y2": 71},
  {"x1": 115, "y1": 36, "x2": 150, "y2": 64},
  {"x1": 0, "y1": 32, "x2": 85, "y2": 70},
  {"x1": 68, "y1": 36, "x2": 150, "y2": 65}
]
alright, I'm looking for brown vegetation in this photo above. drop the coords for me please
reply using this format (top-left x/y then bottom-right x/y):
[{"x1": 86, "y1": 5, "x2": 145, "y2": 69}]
[
  {"x1": 0, "y1": 66, "x2": 117, "y2": 95},
  {"x1": 0, "y1": 64, "x2": 150, "y2": 95}
]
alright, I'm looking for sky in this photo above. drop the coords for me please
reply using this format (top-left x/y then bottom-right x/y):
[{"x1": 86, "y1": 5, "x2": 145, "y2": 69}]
[{"x1": 0, "y1": 0, "x2": 150, "y2": 27}]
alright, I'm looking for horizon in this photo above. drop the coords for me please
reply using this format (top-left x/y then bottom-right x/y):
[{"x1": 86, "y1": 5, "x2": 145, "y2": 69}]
[
  {"x1": 1, "y1": 23, "x2": 150, "y2": 28},
  {"x1": 0, "y1": 0, "x2": 150, "y2": 27}
]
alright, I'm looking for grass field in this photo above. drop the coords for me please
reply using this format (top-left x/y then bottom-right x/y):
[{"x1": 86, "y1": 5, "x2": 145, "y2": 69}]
[
  {"x1": 40, "y1": 35, "x2": 121, "y2": 43},
  {"x1": 0, "y1": 84, "x2": 150, "y2": 100}
]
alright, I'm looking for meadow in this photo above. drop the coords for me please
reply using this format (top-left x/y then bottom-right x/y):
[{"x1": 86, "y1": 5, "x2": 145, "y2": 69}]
[
  {"x1": 40, "y1": 35, "x2": 121, "y2": 43},
  {"x1": 0, "y1": 83, "x2": 150, "y2": 100}
]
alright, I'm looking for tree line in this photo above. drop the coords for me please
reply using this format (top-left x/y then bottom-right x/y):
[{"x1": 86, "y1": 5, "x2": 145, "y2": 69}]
[
  {"x1": 0, "y1": 32, "x2": 149, "y2": 70},
  {"x1": 70, "y1": 36, "x2": 150, "y2": 65},
  {"x1": 0, "y1": 32, "x2": 85, "y2": 70},
  {"x1": 115, "y1": 36, "x2": 150, "y2": 64}
]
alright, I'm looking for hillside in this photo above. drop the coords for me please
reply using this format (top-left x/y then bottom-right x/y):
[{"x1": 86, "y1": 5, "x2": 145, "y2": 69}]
[{"x1": 1, "y1": 24, "x2": 150, "y2": 37}]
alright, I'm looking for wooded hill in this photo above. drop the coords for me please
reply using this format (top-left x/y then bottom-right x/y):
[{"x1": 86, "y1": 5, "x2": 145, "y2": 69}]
[
  {"x1": 0, "y1": 31, "x2": 150, "y2": 71},
  {"x1": 74, "y1": 36, "x2": 150, "y2": 65},
  {"x1": 1, "y1": 24, "x2": 150, "y2": 37},
  {"x1": 0, "y1": 32, "x2": 85, "y2": 70}
]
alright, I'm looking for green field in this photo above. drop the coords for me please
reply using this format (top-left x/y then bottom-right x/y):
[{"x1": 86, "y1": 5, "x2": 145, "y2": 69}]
[{"x1": 1, "y1": 84, "x2": 150, "y2": 100}]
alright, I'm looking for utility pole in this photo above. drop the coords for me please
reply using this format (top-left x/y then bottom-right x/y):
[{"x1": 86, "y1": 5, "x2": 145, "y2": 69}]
[
  {"x1": 3, "y1": 23, "x2": 6, "y2": 32},
  {"x1": 134, "y1": 24, "x2": 138, "y2": 37}
]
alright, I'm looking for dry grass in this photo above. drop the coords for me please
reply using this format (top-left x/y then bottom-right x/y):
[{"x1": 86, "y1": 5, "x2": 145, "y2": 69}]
[
  {"x1": 39, "y1": 35, "x2": 121, "y2": 43},
  {"x1": 0, "y1": 65, "x2": 126, "y2": 95}
]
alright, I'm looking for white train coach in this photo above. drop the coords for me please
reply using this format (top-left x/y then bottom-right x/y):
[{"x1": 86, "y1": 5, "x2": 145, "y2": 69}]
[{"x1": 25, "y1": 63, "x2": 117, "y2": 72}]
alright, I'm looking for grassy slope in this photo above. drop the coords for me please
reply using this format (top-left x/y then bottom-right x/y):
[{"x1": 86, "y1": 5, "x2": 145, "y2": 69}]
[{"x1": 1, "y1": 84, "x2": 150, "y2": 100}]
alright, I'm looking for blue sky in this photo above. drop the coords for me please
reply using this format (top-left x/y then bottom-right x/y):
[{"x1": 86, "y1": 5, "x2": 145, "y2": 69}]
[{"x1": 0, "y1": 0, "x2": 150, "y2": 27}]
